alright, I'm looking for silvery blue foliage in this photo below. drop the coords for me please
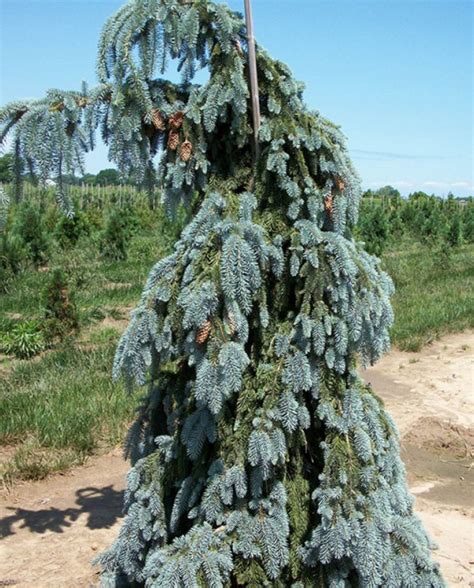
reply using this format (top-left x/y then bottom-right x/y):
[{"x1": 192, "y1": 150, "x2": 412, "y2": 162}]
[
  {"x1": 248, "y1": 423, "x2": 286, "y2": 480},
  {"x1": 218, "y1": 342, "x2": 249, "y2": 393},
  {"x1": 221, "y1": 233, "x2": 262, "y2": 314},
  {"x1": 113, "y1": 307, "x2": 160, "y2": 387},
  {"x1": 0, "y1": 185, "x2": 10, "y2": 231},
  {"x1": 170, "y1": 476, "x2": 196, "y2": 533},
  {"x1": 99, "y1": 454, "x2": 167, "y2": 583},
  {"x1": 194, "y1": 342, "x2": 249, "y2": 415},
  {"x1": 301, "y1": 380, "x2": 444, "y2": 587},
  {"x1": 178, "y1": 281, "x2": 218, "y2": 330},
  {"x1": 142, "y1": 523, "x2": 233, "y2": 587},
  {"x1": 277, "y1": 390, "x2": 300, "y2": 434},
  {"x1": 229, "y1": 482, "x2": 290, "y2": 580},
  {"x1": 181, "y1": 407, "x2": 216, "y2": 461},
  {"x1": 282, "y1": 351, "x2": 312, "y2": 394},
  {"x1": 275, "y1": 334, "x2": 290, "y2": 358}
]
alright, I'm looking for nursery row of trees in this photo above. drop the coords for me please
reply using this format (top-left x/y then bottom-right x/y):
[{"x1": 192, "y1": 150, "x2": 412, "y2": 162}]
[
  {"x1": 0, "y1": 196, "x2": 175, "y2": 289},
  {"x1": 2, "y1": 151, "x2": 471, "y2": 199},
  {"x1": 0, "y1": 193, "x2": 183, "y2": 360},
  {"x1": 2, "y1": 185, "x2": 471, "y2": 275},
  {"x1": 357, "y1": 191, "x2": 473, "y2": 255},
  {"x1": 0, "y1": 200, "x2": 132, "y2": 359},
  {"x1": 1, "y1": 183, "x2": 471, "y2": 269}
]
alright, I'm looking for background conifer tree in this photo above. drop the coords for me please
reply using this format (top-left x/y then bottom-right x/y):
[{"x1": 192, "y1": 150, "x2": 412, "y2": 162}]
[
  {"x1": 43, "y1": 267, "x2": 79, "y2": 342},
  {"x1": 0, "y1": 0, "x2": 445, "y2": 585}
]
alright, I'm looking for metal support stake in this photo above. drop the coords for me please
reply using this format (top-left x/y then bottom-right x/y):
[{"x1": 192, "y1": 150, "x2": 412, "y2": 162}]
[{"x1": 244, "y1": 0, "x2": 261, "y2": 161}]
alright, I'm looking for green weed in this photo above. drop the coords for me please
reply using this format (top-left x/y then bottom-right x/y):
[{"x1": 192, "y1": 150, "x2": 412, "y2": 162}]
[{"x1": 0, "y1": 320, "x2": 46, "y2": 359}]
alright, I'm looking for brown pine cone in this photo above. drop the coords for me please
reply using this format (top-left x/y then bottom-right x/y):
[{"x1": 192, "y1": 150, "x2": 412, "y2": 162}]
[
  {"x1": 196, "y1": 320, "x2": 212, "y2": 344},
  {"x1": 151, "y1": 108, "x2": 166, "y2": 131},
  {"x1": 169, "y1": 111, "x2": 185, "y2": 131},
  {"x1": 324, "y1": 194, "x2": 334, "y2": 218},
  {"x1": 167, "y1": 130, "x2": 180, "y2": 151},
  {"x1": 180, "y1": 140, "x2": 193, "y2": 162},
  {"x1": 335, "y1": 178, "x2": 345, "y2": 191},
  {"x1": 50, "y1": 102, "x2": 65, "y2": 112}
]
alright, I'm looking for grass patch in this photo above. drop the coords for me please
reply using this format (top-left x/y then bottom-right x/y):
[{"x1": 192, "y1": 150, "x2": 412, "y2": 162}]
[
  {"x1": 385, "y1": 243, "x2": 474, "y2": 351},
  {"x1": 88, "y1": 326, "x2": 121, "y2": 345},
  {"x1": 0, "y1": 342, "x2": 136, "y2": 484},
  {"x1": 2, "y1": 440, "x2": 82, "y2": 485}
]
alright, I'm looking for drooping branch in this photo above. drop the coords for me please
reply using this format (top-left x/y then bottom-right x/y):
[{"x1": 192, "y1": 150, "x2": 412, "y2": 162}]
[{"x1": 0, "y1": 84, "x2": 113, "y2": 213}]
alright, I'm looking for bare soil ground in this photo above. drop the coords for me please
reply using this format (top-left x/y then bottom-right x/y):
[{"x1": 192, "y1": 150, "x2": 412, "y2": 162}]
[{"x1": 1, "y1": 332, "x2": 472, "y2": 587}]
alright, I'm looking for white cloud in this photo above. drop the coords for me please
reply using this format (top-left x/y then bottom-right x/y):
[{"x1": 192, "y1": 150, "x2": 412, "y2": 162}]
[
  {"x1": 422, "y1": 181, "x2": 450, "y2": 188},
  {"x1": 390, "y1": 181, "x2": 416, "y2": 188},
  {"x1": 451, "y1": 181, "x2": 473, "y2": 188},
  {"x1": 422, "y1": 180, "x2": 474, "y2": 191}
]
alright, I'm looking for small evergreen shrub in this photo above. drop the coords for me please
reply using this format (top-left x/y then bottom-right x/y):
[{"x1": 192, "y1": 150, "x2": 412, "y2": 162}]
[
  {"x1": 43, "y1": 268, "x2": 79, "y2": 342},
  {"x1": 11, "y1": 203, "x2": 49, "y2": 265},
  {"x1": 421, "y1": 208, "x2": 448, "y2": 244},
  {"x1": 54, "y1": 211, "x2": 90, "y2": 247},
  {"x1": 0, "y1": 266, "x2": 14, "y2": 293},
  {"x1": 464, "y1": 205, "x2": 474, "y2": 243},
  {"x1": 0, "y1": 232, "x2": 26, "y2": 292},
  {"x1": 356, "y1": 204, "x2": 390, "y2": 256},
  {"x1": 83, "y1": 207, "x2": 104, "y2": 231},
  {"x1": 388, "y1": 207, "x2": 404, "y2": 237},
  {"x1": 42, "y1": 202, "x2": 61, "y2": 232},
  {"x1": 99, "y1": 210, "x2": 130, "y2": 261},
  {"x1": 446, "y1": 212, "x2": 463, "y2": 248}
]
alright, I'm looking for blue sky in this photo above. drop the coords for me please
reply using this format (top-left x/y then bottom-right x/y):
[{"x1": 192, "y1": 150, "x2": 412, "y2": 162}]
[{"x1": 1, "y1": 0, "x2": 472, "y2": 196}]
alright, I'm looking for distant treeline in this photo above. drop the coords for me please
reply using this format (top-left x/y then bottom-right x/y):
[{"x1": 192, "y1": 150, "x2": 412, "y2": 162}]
[
  {"x1": 362, "y1": 184, "x2": 470, "y2": 203},
  {"x1": 0, "y1": 153, "x2": 129, "y2": 186}
]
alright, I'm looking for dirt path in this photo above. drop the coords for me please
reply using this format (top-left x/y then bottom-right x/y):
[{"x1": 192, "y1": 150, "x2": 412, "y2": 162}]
[
  {"x1": 1, "y1": 332, "x2": 472, "y2": 587},
  {"x1": 0, "y1": 451, "x2": 126, "y2": 587}
]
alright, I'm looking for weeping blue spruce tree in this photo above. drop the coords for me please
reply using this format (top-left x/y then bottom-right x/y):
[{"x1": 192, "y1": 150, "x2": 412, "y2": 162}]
[{"x1": 0, "y1": 1, "x2": 445, "y2": 585}]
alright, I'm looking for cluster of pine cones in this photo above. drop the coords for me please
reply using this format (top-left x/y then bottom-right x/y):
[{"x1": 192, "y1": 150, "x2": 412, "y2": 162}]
[{"x1": 151, "y1": 108, "x2": 193, "y2": 162}]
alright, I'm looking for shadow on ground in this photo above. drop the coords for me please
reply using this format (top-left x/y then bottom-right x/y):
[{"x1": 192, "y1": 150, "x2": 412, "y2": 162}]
[{"x1": 0, "y1": 485, "x2": 123, "y2": 538}]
